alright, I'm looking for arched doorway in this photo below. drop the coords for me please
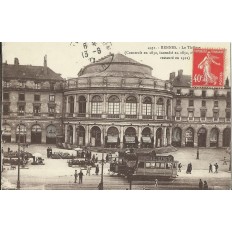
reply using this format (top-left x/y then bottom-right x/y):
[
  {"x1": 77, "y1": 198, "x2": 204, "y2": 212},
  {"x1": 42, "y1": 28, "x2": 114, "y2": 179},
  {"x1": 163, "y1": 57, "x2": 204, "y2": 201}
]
[
  {"x1": 2, "y1": 124, "x2": 11, "y2": 143},
  {"x1": 78, "y1": 96, "x2": 86, "y2": 117},
  {"x1": 90, "y1": 126, "x2": 101, "y2": 147},
  {"x1": 124, "y1": 127, "x2": 137, "y2": 148},
  {"x1": 31, "y1": 125, "x2": 42, "y2": 144},
  {"x1": 106, "y1": 127, "x2": 119, "y2": 148},
  {"x1": 156, "y1": 128, "x2": 162, "y2": 147},
  {"x1": 141, "y1": 127, "x2": 153, "y2": 148},
  {"x1": 77, "y1": 126, "x2": 85, "y2": 146},
  {"x1": 16, "y1": 124, "x2": 26, "y2": 143},
  {"x1": 185, "y1": 127, "x2": 194, "y2": 147},
  {"x1": 210, "y1": 128, "x2": 219, "y2": 147},
  {"x1": 166, "y1": 128, "x2": 171, "y2": 146},
  {"x1": 46, "y1": 125, "x2": 56, "y2": 144},
  {"x1": 223, "y1": 128, "x2": 231, "y2": 147},
  {"x1": 67, "y1": 125, "x2": 73, "y2": 144},
  {"x1": 172, "y1": 127, "x2": 182, "y2": 147},
  {"x1": 198, "y1": 127, "x2": 207, "y2": 147}
]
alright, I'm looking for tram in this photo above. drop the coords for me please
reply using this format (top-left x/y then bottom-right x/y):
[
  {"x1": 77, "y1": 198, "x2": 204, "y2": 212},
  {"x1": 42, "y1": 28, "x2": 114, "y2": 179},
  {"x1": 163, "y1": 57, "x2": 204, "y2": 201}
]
[{"x1": 110, "y1": 149, "x2": 178, "y2": 180}]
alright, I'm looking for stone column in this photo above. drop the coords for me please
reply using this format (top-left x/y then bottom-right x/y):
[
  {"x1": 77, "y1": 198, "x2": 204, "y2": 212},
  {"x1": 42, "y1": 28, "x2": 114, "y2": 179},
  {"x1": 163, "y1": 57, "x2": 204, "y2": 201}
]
[
  {"x1": 75, "y1": 95, "x2": 78, "y2": 116},
  {"x1": 121, "y1": 95, "x2": 125, "y2": 119},
  {"x1": 138, "y1": 126, "x2": 142, "y2": 148},
  {"x1": 194, "y1": 130, "x2": 198, "y2": 147},
  {"x1": 138, "y1": 95, "x2": 142, "y2": 119},
  {"x1": 153, "y1": 127, "x2": 156, "y2": 148},
  {"x1": 102, "y1": 94, "x2": 106, "y2": 118},
  {"x1": 153, "y1": 96, "x2": 156, "y2": 120},
  {"x1": 170, "y1": 99, "x2": 173, "y2": 120},
  {"x1": 73, "y1": 124, "x2": 76, "y2": 145},
  {"x1": 164, "y1": 98, "x2": 167, "y2": 120},
  {"x1": 11, "y1": 127, "x2": 16, "y2": 143},
  {"x1": 163, "y1": 127, "x2": 167, "y2": 146},
  {"x1": 64, "y1": 124, "x2": 68, "y2": 143},
  {"x1": 120, "y1": 126, "x2": 124, "y2": 148},
  {"x1": 218, "y1": 130, "x2": 223, "y2": 147},
  {"x1": 101, "y1": 126, "x2": 104, "y2": 146},
  {"x1": 85, "y1": 125, "x2": 89, "y2": 146},
  {"x1": 86, "y1": 94, "x2": 90, "y2": 118},
  {"x1": 66, "y1": 96, "x2": 69, "y2": 116},
  {"x1": 206, "y1": 130, "x2": 210, "y2": 148},
  {"x1": 42, "y1": 128, "x2": 46, "y2": 144}
]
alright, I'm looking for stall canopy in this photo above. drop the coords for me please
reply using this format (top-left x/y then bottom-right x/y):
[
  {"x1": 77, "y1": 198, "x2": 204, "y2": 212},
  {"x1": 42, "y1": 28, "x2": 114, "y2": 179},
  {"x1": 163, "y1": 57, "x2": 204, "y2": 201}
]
[
  {"x1": 125, "y1": 136, "x2": 135, "y2": 143},
  {"x1": 142, "y1": 137, "x2": 151, "y2": 143},
  {"x1": 107, "y1": 136, "x2": 118, "y2": 143}
]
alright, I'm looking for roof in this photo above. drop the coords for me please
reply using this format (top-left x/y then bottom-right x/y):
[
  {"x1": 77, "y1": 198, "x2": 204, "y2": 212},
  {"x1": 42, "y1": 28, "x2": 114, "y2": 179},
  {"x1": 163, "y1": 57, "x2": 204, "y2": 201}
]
[
  {"x1": 95, "y1": 53, "x2": 141, "y2": 65},
  {"x1": 2, "y1": 63, "x2": 63, "y2": 81},
  {"x1": 172, "y1": 74, "x2": 191, "y2": 87}
]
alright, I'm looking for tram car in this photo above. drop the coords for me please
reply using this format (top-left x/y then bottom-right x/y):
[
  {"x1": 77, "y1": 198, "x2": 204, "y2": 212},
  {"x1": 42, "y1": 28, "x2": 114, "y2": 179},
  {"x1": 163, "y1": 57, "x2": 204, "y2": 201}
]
[{"x1": 110, "y1": 149, "x2": 178, "y2": 180}]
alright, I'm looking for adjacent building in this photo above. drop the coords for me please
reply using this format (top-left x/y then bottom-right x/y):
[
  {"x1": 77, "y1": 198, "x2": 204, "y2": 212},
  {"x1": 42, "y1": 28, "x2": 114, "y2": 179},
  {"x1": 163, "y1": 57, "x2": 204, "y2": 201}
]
[{"x1": 1, "y1": 53, "x2": 231, "y2": 148}]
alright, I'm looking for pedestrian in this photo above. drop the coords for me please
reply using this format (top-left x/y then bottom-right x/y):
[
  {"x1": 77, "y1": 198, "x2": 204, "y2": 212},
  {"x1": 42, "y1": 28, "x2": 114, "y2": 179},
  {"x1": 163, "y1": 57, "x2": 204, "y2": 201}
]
[
  {"x1": 178, "y1": 163, "x2": 182, "y2": 172},
  {"x1": 209, "y1": 163, "x2": 213, "y2": 173},
  {"x1": 203, "y1": 181, "x2": 208, "y2": 190},
  {"x1": 214, "y1": 163, "x2": 219, "y2": 173},
  {"x1": 79, "y1": 170, "x2": 84, "y2": 184},
  {"x1": 199, "y1": 179, "x2": 203, "y2": 190},
  {"x1": 189, "y1": 162, "x2": 192, "y2": 174},
  {"x1": 98, "y1": 181, "x2": 103, "y2": 190},
  {"x1": 95, "y1": 156, "x2": 98, "y2": 163},
  {"x1": 95, "y1": 164, "x2": 99, "y2": 175},
  {"x1": 74, "y1": 170, "x2": 78, "y2": 183},
  {"x1": 8, "y1": 147, "x2": 10, "y2": 153},
  {"x1": 92, "y1": 154, "x2": 95, "y2": 162},
  {"x1": 106, "y1": 154, "x2": 109, "y2": 163},
  {"x1": 86, "y1": 165, "x2": 91, "y2": 176},
  {"x1": 154, "y1": 179, "x2": 158, "y2": 187},
  {"x1": 223, "y1": 157, "x2": 227, "y2": 165}
]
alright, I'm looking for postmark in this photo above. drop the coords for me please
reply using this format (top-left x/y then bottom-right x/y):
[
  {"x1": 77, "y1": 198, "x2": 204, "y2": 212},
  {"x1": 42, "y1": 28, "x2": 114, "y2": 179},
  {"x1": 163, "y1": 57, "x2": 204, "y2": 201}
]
[{"x1": 192, "y1": 48, "x2": 225, "y2": 88}]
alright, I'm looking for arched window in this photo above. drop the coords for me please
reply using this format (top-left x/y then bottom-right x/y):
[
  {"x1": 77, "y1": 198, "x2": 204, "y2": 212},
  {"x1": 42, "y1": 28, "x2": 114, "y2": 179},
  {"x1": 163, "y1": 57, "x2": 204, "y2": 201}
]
[
  {"x1": 16, "y1": 124, "x2": 27, "y2": 143},
  {"x1": 79, "y1": 96, "x2": 86, "y2": 115},
  {"x1": 157, "y1": 98, "x2": 164, "y2": 119},
  {"x1": 92, "y1": 95, "x2": 102, "y2": 115},
  {"x1": 108, "y1": 96, "x2": 120, "y2": 117},
  {"x1": 142, "y1": 97, "x2": 152, "y2": 117},
  {"x1": 125, "y1": 96, "x2": 137, "y2": 117},
  {"x1": 31, "y1": 125, "x2": 42, "y2": 144},
  {"x1": 166, "y1": 99, "x2": 171, "y2": 117},
  {"x1": 69, "y1": 96, "x2": 74, "y2": 114}
]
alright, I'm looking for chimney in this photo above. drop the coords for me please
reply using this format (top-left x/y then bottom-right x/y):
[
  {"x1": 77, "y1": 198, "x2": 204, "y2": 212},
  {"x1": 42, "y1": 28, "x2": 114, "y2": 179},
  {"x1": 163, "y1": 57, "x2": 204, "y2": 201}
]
[
  {"x1": 178, "y1": 69, "x2": 183, "y2": 77},
  {"x1": 14, "y1": 58, "x2": 19, "y2": 65},
  {"x1": 169, "y1": 72, "x2": 175, "y2": 82},
  {"x1": 44, "y1": 55, "x2": 48, "y2": 75}
]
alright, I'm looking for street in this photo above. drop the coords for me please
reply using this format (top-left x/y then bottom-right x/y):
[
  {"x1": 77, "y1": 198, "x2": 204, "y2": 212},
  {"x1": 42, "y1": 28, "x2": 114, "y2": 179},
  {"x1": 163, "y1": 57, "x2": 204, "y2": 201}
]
[{"x1": 1, "y1": 143, "x2": 231, "y2": 190}]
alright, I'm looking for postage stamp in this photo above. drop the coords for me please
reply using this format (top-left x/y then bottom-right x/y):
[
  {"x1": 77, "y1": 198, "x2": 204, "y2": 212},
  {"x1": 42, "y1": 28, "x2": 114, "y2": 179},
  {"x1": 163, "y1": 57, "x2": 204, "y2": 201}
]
[{"x1": 192, "y1": 48, "x2": 225, "y2": 88}]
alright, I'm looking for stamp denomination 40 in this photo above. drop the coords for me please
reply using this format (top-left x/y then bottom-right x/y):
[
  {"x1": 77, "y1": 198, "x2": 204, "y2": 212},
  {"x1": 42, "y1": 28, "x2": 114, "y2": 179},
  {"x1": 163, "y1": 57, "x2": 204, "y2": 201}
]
[{"x1": 192, "y1": 48, "x2": 225, "y2": 88}]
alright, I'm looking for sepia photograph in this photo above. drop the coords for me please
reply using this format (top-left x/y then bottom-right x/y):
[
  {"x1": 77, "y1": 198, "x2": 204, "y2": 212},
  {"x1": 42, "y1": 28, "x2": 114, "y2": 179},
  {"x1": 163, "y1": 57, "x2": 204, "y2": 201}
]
[{"x1": 1, "y1": 42, "x2": 231, "y2": 190}]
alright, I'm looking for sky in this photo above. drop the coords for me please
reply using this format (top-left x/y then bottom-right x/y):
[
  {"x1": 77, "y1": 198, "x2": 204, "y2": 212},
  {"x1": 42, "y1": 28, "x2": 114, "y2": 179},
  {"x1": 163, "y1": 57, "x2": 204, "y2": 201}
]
[{"x1": 2, "y1": 42, "x2": 230, "y2": 80}]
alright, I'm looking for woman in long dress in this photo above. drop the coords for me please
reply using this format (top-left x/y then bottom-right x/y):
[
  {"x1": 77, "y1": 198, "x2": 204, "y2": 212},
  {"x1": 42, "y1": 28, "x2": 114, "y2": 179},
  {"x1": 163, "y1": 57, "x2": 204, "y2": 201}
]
[{"x1": 198, "y1": 51, "x2": 221, "y2": 85}]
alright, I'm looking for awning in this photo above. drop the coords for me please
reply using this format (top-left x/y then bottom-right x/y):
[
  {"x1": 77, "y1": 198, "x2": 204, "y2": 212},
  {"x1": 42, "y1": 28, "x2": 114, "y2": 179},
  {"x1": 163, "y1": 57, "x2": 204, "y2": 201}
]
[
  {"x1": 107, "y1": 136, "x2": 118, "y2": 143},
  {"x1": 142, "y1": 137, "x2": 151, "y2": 143},
  {"x1": 125, "y1": 136, "x2": 135, "y2": 143}
]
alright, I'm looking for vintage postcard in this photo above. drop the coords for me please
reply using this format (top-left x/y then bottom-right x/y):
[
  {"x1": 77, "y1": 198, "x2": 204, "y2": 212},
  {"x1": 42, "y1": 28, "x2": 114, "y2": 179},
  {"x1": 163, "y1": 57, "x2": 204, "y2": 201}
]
[{"x1": 1, "y1": 42, "x2": 231, "y2": 190}]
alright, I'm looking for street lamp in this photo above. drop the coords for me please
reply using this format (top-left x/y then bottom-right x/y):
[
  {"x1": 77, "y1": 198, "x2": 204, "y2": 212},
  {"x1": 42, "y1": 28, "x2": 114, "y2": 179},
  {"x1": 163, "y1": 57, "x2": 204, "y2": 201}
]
[
  {"x1": 17, "y1": 122, "x2": 22, "y2": 189},
  {"x1": 197, "y1": 133, "x2": 200, "y2": 160}
]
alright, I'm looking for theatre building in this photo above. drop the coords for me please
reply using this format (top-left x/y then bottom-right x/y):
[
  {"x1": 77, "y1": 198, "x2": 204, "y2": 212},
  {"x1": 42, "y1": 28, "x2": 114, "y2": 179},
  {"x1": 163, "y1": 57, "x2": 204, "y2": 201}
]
[
  {"x1": 63, "y1": 54, "x2": 173, "y2": 148},
  {"x1": 2, "y1": 56, "x2": 64, "y2": 144},
  {"x1": 170, "y1": 70, "x2": 231, "y2": 148}
]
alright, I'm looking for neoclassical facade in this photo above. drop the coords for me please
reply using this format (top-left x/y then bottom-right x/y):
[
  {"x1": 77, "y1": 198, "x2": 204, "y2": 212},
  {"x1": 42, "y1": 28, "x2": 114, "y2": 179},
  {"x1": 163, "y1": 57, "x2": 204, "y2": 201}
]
[{"x1": 2, "y1": 54, "x2": 231, "y2": 148}]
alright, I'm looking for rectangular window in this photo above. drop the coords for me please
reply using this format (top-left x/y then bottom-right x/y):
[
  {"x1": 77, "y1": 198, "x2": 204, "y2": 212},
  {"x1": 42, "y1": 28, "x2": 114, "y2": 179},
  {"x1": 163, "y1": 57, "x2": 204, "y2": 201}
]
[
  {"x1": 49, "y1": 95, "x2": 55, "y2": 102},
  {"x1": 202, "y1": 90, "x2": 206, "y2": 98},
  {"x1": 126, "y1": 103, "x2": 136, "y2": 115},
  {"x1": 176, "y1": 99, "x2": 181, "y2": 106},
  {"x1": 108, "y1": 102, "x2": 120, "y2": 114},
  {"x1": 33, "y1": 106, "x2": 41, "y2": 115},
  {"x1": 226, "y1": 100, "x2": 231, "y2": 108},
  {"x1": 189, "y1": 99, "x2": 194, "y2": 107},
  {"x1": 226, "y1": 111, "x2": 231, "y2": 119},
  {"x1": 200, "y1": 111, "x2": 206, "y2": 118},
  {"x1": 3, "y1": 92, "x2": 9, "y2": 100},
  {"x1": 19, "y1": 93, "x2": 25, "y2": 101},
  {"x1": 188, "y1": 111, "x2": 194, "y2": 119},
  {"x1": 48, "y1": 107, "x2": 55, "y2": 116},
  {"x1": 50, "y1": 83, "x2": 55, "y2": 91},
  {"x1": 18, "y1": 105, "x2": 25, "y2": 115},
  {"x1": 3, "y1": 105, "x2": 10, "y2": 115},
  {"x1": 142, "y1": 104, "x2": 151, "y2": 115},
  {"x1": 156, "y1": 105, "x2": 164, "y2": 116},
  {"x1": 35, "y1": 82, "x2": 41, "y2": 89},
  {"x1": 19, "y1": 81, "x2": 26, "y2": 88},
  {"x1": 34, "y1": 94, "x2": 40, "y2": 101},
  {"x1": 176, "y1": 111, "x2": 181, "y2": 117},
  {"x1": 213, "y1": 111, "x2": 218, "y2": 120},
  {"x1": 4, "y1": 81, "x2": 10, "y2": 87},
  {"x1": 214, "y1": 101, "x2": 218, "y2": 107},
  {"x1": 92, "y1": 102, "x2": 102, "y2": 114},
  {"x1": 189, "y1": 90, "x2": 194, "y2": 96},
  {"x1": 202, "y1": 100, "x2": 206, "y2": 107},
  {"x1": 176, "y1": 89, "x2": 181, "y2": 95}
]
